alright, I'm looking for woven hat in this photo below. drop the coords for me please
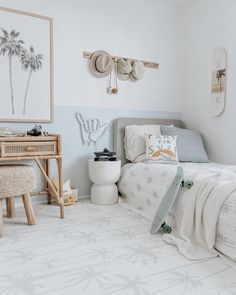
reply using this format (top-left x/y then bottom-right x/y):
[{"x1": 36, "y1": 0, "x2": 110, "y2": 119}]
[
  {"x1": 90, "y1": 50, "x2": 113, "y2": 78},
  {"x1": 129, "y1": 60, "x2": 145, "y2": 81},
  {"x1": 117, "y1": 58, "x2": 132, "y2": 81}
]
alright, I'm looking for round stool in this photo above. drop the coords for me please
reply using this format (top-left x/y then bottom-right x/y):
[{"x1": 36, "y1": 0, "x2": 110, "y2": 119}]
[
  {"x1": 88, "y1": 159, "x2": 121, "y2": 205},
  {"x1": 0, "y1": 165, "x2": 36, "y2": 236}
]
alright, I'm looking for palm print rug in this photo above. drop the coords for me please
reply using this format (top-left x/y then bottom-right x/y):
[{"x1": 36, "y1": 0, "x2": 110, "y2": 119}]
[{"x1": 0, "y1": 199, "x2": 235, "y2": 295}]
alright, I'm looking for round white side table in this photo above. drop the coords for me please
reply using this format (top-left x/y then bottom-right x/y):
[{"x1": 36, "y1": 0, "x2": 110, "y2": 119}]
[{"x1": 88, "y1": 159, "x2": 121, "y2": 205}]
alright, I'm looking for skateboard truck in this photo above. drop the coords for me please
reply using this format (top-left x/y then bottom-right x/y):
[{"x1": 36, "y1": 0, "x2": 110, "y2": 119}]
[{"x1": 151, "y1": 166, "x2": 193, "y2": 235}]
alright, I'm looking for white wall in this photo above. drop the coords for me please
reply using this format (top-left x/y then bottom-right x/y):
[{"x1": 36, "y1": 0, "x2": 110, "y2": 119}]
[
  {"x1": 0, "y1": 0, "x2": 183, "y2": 195},
  {"x1": 0, "y1": 0, "x2": 182, "y2": 112},
  {"x1": 2, "y1": 0, "x2": 235, "y2": 177},
  {"x1": 2, "y1": 0, "x2": 235, "y2": 166},
  {"x1": 180, "y1": 0, "x2": 236, "y2": 164}
]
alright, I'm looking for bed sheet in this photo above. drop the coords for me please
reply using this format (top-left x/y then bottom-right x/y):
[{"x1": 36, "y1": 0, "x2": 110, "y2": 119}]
[{"x1": 118, "y1": 162, "x2": 236, "y2": 260}]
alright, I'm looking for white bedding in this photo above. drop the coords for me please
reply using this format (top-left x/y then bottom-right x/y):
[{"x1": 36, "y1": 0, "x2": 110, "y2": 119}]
[{"x1": 118, "y1": 162, "x2": 236, "y2": 261}]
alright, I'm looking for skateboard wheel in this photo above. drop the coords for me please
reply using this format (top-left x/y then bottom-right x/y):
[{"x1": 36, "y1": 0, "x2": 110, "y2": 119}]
[
  {"x1": 161, "y1": 224, "x2": 172, "y2": 234},
  {"x1": 185, "y1": 180, "x2": 193, "y2": 189},
  {"x1": 182, "y1": 180, "x2": 193, "y2": 189}
]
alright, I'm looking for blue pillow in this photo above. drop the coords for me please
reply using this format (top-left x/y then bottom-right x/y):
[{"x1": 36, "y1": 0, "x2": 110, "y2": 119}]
[{"x1": 161, "y1": 126, "x2": 208, "y2": 163}]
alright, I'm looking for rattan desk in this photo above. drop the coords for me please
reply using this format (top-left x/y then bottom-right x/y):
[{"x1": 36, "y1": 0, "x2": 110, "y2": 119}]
[{"x1": 0, "y1": 134, "x2": 64, "y2": 218}]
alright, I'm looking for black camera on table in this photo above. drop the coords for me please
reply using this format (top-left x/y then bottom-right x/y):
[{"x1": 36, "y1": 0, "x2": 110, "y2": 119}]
[
  {"x1": 26, "y1": 125, "x2": 48, "y2": 136},
  {"x1": 94, "y1": 148, "x2": 117, "y2": 161}
]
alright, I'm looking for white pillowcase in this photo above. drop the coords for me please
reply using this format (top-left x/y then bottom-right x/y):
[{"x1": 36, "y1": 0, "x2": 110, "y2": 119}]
[
  {"x1": 124, "y1": 125, "x2": 161, "y2": 162},
  {"x1": 145, "y1": 134, "x2": 178, "y2": 164}
]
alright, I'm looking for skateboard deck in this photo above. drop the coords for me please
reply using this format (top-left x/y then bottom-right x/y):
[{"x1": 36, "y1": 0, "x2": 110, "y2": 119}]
[
  {"x1": 211, "y1": 47, "x2": 227, "y2": 117},
  {"x1": 150, "y1": 166, "x2": 193, "y2": 235}
]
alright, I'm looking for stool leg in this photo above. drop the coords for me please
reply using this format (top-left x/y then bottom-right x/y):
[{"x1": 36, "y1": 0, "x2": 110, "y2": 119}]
[
  {"x1": 6, "y1": 197, "x2": 15, "y2": 218},
  {"x1": 0, "y1": 199, "x2": 3, "y2": 237},
  {"x1": 22, "y1": 193, "x2": 36, "y2": 225}
]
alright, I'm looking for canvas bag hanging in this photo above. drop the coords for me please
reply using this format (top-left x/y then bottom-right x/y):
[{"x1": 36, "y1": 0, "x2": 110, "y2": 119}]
[{"x1": 107, "y1": 61, "x2": 118, "y2": 94}]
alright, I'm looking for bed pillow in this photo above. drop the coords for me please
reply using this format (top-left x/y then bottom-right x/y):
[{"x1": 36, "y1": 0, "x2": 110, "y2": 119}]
[
  {"x1": 161, "y1": 126, "x2": 209, "y2": 162},
  {"x1": 145, "y1": 134, "x2": 178, "y2": 164},
  {"x1": 125, "y1": 125, "x2": 161, "y2": 162}
]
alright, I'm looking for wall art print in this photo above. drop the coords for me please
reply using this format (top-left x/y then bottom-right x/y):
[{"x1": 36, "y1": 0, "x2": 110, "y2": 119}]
[
  {"x1": 0, "y1": 7, "x2": 53, "y2": 122},
  {"x1": 211, "y1": 47, "x2": 227, "y2": 117}
]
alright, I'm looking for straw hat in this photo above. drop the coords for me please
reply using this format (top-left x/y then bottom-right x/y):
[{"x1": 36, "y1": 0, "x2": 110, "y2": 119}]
[
  {"x1": 90, "y1": 50, "x2": 113, "y2": 78},
  {"x1": 129, "y1": 61, "x2": 145, "y2": 81},
  {"x1": 117, "y1": 58, "x2": 132, "y2": 81}
]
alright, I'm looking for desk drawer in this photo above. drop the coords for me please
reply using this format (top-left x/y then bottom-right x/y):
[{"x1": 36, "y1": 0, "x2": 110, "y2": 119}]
[{"x1": 1, "y1": 141, "x2": 57, "y2": 157}]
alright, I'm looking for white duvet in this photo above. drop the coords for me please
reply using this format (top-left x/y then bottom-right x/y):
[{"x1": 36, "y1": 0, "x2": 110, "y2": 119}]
[{"x1": 118, "y1": 162, "x2": 236, "y2": 261}]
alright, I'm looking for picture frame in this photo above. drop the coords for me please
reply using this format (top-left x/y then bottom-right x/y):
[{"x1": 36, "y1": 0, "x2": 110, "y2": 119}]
[{"x1": 0, "y1": 7, "x2": 54, "y2": 122}]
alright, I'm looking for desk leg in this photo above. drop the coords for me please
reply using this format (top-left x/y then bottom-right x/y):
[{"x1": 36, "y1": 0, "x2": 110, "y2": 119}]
[
  {"x1": 35, "y1": 158, "x2": 63, "y2": 219},
  {"x1": 57, "y1": 157, "x2": 64, "y2": 219},
  {"x1": 45, "y1": 159, "x2": 51, "y2": 205}
]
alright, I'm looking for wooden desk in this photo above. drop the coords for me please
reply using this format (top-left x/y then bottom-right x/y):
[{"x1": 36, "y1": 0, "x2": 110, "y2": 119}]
[{"x1": 0, "y1": 135, "x2": 64, "y2": 218}]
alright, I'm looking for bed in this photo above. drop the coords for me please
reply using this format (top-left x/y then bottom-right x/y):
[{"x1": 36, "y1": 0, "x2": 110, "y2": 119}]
[{"x1": 114, "y1": 117, "x2": 236, "y2": 261}]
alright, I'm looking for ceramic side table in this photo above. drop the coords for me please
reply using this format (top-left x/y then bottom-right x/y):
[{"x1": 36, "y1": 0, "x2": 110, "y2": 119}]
[{"x1": 88, "y1": 159, "x2": 121, "y2": 205}]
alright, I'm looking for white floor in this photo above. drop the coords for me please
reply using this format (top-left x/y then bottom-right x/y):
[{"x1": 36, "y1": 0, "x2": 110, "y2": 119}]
[{"x1": 0, "y1": 199, "x2": 236, "y2": 295}]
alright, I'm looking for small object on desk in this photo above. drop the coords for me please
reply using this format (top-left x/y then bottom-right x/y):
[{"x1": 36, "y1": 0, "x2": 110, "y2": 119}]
[
  {"x1": 26, "y1": 124, "x2": 48, "y2": 136},
  {"x1": 0, "y1": 127, "x2": 24, "y2": 137},
  {"x1": 0, "y1": 127, "x2": 13, "y2": 136}
]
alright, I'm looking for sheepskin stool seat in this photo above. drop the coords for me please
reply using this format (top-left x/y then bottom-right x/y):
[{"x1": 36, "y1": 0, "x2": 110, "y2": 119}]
[{"x1": 0, "y1": 165, "x2": 36, "y2": 237}]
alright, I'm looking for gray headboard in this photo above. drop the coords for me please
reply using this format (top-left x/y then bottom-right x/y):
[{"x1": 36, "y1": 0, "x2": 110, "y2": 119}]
[{"x1": 113, "y1": 117, "x2": 184, "y2": 166}]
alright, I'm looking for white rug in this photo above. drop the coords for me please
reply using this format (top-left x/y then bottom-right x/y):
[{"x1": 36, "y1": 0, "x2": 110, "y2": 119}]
[{"x1": 0, "y1": 199, "x2": 235, "y2": 295}]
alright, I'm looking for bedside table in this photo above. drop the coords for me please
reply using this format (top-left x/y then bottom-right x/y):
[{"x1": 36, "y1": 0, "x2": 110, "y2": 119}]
[{"x1": 88, "y1": 159, "x2": 121, "y2": 205}]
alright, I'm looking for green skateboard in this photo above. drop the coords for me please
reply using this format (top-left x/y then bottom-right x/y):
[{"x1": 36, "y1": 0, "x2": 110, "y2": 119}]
[{"x1": 150, "y1": 166, "x2": 193, "y2": 235}]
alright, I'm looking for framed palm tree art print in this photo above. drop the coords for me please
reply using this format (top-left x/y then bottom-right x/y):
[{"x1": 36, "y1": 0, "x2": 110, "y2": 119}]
[{"x1": 0, "y1": 7, "x2": 53, "y2": 122}]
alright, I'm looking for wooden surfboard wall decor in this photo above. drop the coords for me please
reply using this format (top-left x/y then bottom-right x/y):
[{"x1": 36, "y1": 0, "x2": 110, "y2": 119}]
[{"x1": 211, "y1": 47, "x2": 227, "y2": 117}]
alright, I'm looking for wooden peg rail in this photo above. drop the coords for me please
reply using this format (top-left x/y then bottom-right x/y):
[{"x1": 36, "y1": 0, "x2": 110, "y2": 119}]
[{"x1": 83, "y1": 51, "x2": 159, "y2": 69}]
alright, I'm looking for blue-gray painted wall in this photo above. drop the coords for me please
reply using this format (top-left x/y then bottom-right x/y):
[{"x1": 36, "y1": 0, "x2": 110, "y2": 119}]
[{"x1": 0, "y1": 106, "x2": 181, "y2": 196}]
